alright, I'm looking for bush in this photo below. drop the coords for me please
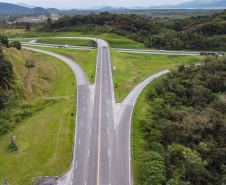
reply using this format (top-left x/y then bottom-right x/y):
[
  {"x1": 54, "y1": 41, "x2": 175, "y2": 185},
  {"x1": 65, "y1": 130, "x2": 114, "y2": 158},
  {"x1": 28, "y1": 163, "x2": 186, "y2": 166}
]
[
  {"x1": 9, "y1": 41, "x2": 21, "y2": 50},
  {"x1": 25, "y1": 59, "x2": 35, "y2": 68}
]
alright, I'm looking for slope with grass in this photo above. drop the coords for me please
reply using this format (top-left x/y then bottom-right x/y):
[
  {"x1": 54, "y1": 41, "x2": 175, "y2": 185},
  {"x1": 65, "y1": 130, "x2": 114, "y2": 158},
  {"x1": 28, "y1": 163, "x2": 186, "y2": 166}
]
[
  {"x1": 111, "y1": 48, "x2": 204, "y2": 102},
  {"x1": 0, "y1": 48, "x2": 76, "y2": 184},
  {"x1": 22, "y1": 46, "x2": 97, "y2": 84}
]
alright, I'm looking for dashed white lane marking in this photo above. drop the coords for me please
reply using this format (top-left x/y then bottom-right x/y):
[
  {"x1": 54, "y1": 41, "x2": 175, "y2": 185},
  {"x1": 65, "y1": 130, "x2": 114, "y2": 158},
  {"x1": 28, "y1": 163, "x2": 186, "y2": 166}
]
[
  {"x1": 81, "y1": 121, "x2": 83, "y2": 126},
  {"x1": 107, "y1": 112, "x2": 108, "y2": 117},
  {"x1": 90, "y1": 128, "x2": 91, "y2": 134},
  {"x1": 88, "y1": 150, "x2": 89, "y2": 157},
  {"x1": 108, "y1": 149, "x2": 110, "y2": 156},
  {"x1": 85, "y1": 181, "x2": 87, "y2": 185},
  {"x1": 106, "y1": 99, "x2": 107, "y2": 103},
  {"x1": 107, "y1": 128, "x2": 109, "y2": 134},
  {"x1": 83, "y1": 96, "x2": 84, "y2": 99},
  {"x1": 71, "y1": 181, "x2": 72, "y2": 185},
  {"x1": 72, "y1": 173, "x2": 73, "y2": 179},
  {"x1": 106, "y1": 89, "x2": 107, "y2": 93},
  {"x1": 106, "y1": 81, "x2": 107, "y2": 84},
  {"x1": 79, "y1": 138, "x2": 80, "y2": 145}
]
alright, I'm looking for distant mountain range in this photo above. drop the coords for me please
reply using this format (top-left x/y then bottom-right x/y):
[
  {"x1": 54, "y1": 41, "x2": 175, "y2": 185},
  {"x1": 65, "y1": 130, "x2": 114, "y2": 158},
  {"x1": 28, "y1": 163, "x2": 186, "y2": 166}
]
[
  {"x1": 0, "y1": 0, "x2": 225, "y2": 15},
  {"x1": 15, "y1": 2, "x2": 35, "y2": 8},
  {"x1": 149, "y1": 0, "x2": 226, "y2": 9},
  {"x1": 0, "y1": 2, "x2": 48, "y2": 14}
]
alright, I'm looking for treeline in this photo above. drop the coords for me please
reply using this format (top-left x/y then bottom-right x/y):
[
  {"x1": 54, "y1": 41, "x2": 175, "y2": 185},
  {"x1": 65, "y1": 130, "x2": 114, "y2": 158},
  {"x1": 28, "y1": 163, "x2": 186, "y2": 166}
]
[
  {"x1": 138, "y1": 57, "x2": 226, "y2": 184},
  {"x1": 38, "y1": 10, "x2": 226, "y2": 50},
  {"x1": 0, "y1": 35, "x2": 23, "y2": 135}
]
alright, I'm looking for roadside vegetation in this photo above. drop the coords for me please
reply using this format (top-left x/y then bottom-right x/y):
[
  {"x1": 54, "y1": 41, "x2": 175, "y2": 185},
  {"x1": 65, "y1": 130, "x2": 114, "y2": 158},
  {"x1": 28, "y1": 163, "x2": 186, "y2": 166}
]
[
  {"x1": 0, "y1": 36, "x2": 76, "y2": 184},
  {"x1": 111, "y1": 48, "x2": 204, "y2": 102},
  {"x1": 132, "y1": 56, "x2": 226, "y2": 185}
]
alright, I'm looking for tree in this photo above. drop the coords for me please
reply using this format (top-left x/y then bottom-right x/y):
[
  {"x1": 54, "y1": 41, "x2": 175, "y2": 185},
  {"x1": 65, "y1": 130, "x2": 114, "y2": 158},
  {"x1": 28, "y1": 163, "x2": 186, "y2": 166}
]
[
  {"x1": 140, "y1": 151, "x2": 166, "y2": 185},
  {"x1": 9, "y1": 41, "x2": 21, "y2": 50},
  {"x1": 26, "y1": 23, "x2": 31, "y2": 31},
  {"x1": 0, "y1": 45, "x2": 13, "y2": 91}
]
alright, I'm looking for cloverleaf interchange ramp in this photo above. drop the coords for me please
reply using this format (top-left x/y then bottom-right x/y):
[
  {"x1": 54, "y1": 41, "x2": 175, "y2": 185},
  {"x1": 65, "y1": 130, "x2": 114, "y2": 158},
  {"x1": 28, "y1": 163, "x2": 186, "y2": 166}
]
[{"x1": 23, "y1": 38, "x2": 169, "y2": 185}]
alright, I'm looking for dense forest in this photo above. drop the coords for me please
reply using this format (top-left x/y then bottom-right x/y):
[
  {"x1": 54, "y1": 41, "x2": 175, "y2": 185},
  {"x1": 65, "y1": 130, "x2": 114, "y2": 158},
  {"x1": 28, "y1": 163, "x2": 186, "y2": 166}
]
[
  {"x1": 137, "y1": 57, "x2": 226, "y2": 184},
  {"x1": 38, "y1": 10, "x2": 226, "y2": 50}
]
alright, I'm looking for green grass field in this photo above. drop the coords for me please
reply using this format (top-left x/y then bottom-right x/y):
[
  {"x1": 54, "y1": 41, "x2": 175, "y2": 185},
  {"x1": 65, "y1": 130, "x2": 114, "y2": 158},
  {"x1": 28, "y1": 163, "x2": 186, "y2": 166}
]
[
  {"x1": 111, "y1": 48, "x2": 205, "y2": 102},
  {"x1": 98, "y1": 33, "x2": 147, "y2": 49},
  {"x1": 3, "y1": 29, "x2": 147, "y2": 49},
  {"x1": 36, "y1": 38, "x2": 96, "y2": 47},
  {"x1": 23, "y1": 46, "x2": 97, "y2": 84},
  {"x1": 0, "y1": 51, "x2": 76, "y2": 185}
]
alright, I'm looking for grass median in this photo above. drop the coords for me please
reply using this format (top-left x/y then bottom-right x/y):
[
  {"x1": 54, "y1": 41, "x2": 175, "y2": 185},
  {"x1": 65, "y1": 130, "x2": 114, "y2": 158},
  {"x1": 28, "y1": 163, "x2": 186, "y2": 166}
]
[{"x1": 36, "y1": 38, "x2": 96, "y2": 47}]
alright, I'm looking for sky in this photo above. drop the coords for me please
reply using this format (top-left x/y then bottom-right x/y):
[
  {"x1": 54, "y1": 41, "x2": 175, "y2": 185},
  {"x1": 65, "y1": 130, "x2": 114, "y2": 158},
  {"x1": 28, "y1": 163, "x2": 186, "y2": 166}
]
[{"x1": 1, "y1": 0, "x2": 222, "y2": 9}]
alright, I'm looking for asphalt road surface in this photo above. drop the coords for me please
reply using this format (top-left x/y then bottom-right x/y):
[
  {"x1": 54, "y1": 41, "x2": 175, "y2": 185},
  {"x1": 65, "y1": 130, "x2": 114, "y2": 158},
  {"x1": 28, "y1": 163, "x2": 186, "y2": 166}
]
[{"x1": 24, "y1": 38, "x2": 171, "y2": 185}]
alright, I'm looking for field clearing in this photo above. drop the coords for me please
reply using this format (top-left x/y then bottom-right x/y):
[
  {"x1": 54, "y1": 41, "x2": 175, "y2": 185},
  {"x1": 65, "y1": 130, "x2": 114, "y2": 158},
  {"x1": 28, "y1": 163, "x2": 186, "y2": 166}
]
[
  {"x1": 0, "y1": 50, "x2": 76, "y2": 185},
  {"x1": 111, "y1": 48, "x2": 205, "y2": 102}
]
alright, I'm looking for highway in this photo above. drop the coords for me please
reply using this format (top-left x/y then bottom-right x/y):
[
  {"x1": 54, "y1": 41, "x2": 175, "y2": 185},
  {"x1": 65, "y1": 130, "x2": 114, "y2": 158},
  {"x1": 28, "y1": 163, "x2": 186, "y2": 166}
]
[
  {"x1": 20, "y1": 39, "x2": 204, "y2": 56},
  {"x1": 24, "y1": 38, "x2": 171, "y2": 185},
  {"x1": 24, "y1": 39, "x2": 116, "y2": 185}
]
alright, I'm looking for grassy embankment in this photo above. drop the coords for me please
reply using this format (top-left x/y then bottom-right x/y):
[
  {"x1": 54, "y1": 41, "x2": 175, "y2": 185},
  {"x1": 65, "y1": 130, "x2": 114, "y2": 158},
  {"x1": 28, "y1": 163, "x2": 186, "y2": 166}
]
[
  {"x1": 23, "y1": 46, "x2": 97, "y2": 84},
  {"x1": 111, "y1": 48, "x2": 204, "y2": 102},
  {"x1": 0, "y1": 48, "x2": 78, "y2": 184}
]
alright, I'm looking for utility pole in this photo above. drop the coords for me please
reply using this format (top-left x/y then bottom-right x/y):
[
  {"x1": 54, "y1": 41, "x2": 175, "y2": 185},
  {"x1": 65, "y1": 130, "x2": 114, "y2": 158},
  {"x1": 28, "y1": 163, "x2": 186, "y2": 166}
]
[{"x1": 96, "y1": 36, "x2": 97, "y2": 47}]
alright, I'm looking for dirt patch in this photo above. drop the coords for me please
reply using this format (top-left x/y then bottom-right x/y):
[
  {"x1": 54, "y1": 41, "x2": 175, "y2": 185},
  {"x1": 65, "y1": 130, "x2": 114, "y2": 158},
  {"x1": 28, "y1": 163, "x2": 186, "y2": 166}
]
[
  {"x1": 36, "y1": 177, "x2": 57, "y2": 185},
  {"x1": 127, "y1": 60, "x2": 137, "y2": 75},
  {"x1": 120, "y1": 81, "x2": 135, "y2": 90}
]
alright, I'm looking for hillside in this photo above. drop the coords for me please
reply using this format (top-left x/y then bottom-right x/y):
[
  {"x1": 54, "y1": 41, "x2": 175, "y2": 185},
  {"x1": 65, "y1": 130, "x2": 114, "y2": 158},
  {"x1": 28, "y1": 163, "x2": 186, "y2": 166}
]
[
  {"x1": 0, "y1": 2, "x2": 48, "y2": 14},
  {"x1": 0, "y1": 43, "x2": 58, "y2": 136},
  {"x1": 0, "y1": 2, "x2": 30, "y2": 14},
  {"x1": 0, "y1": 42, "x2": 77, "y2": 184}
]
